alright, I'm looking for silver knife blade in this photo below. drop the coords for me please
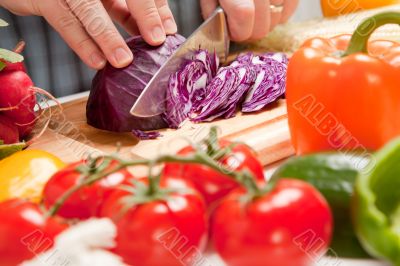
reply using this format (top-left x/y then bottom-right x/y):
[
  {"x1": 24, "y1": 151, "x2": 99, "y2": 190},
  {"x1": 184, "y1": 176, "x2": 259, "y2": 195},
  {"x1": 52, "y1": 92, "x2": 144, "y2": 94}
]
[{"x1": 130, "y1": 7, "x2": 229, "y2": 117}]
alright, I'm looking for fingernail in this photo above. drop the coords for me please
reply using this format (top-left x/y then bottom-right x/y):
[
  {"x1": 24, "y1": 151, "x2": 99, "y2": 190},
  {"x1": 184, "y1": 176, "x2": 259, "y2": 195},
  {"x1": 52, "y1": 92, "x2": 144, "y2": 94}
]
[
  {"x1": 163, "y1": 19, "x2": 177, "y2": 34},
  {"x1": 152, "y1": 26, "x2": 166, "y2": 43},
  {"x1": 90, "y1": 52, "x2": 107, "y2": 68},
  {"x1": 113, "y1": 47, "x2": 133, "y2": 67}
]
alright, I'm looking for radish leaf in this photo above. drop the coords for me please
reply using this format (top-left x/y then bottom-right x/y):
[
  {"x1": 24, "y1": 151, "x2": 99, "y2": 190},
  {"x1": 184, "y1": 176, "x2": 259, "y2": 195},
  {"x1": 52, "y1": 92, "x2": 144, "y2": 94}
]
[
  {"x1": 0, "y1": 48, "x2": 24, "y2": 63},
  {"x1": 0, "y1": 61, "x2": 5, "y2": 71},
  {"x1": 0, "y1": 19, "x2": 8, "y2": 27},
  {"x1": 0, "y1": 142, "x2": 26, "y2": 160}
]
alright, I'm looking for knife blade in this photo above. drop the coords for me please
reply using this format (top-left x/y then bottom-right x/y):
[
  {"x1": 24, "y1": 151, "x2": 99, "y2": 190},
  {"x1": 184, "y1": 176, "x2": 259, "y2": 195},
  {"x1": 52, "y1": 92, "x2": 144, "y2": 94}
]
[{"x1": 130, "y1": 7, "x2": 230, "y2": 117}]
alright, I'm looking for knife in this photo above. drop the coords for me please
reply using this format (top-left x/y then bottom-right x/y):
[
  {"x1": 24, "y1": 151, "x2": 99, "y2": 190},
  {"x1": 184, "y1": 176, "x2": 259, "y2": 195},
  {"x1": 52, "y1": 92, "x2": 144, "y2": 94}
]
[{"x1": 130, "y1": 7, "x2": 230, "y2": 117}]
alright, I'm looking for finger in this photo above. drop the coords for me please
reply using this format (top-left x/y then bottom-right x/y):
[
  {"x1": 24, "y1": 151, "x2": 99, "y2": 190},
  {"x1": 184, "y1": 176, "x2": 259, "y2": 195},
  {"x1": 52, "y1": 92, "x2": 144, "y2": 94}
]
[
  {"x1": 101, "y1": 0, "x2": 139, "y2": 36},
  {"x1": 155, "y1": 0, "x2": 177, "y2": 35},
  {"x1": 0, "y1": 0, "x2": 41, "y2": 16},
  {"x1": 200, "y1": 0, "x2": 218, "y2": 19},
  {"x1": 251, "y1": 0, "x2": 271, "y2": 40},
  {"x1": 40, "y1": 0, "x2": 107, "y2": 69},
  {"x1": 281, "y1": 0, "x2": 299, "y2": 23},
  {"x1": 220, "y1": 0, "x2": 255, "y2": 42},
  {"x1": 269, "y1": 0, "x2": 283, "y2": 31},
  {"x1": 65, "y1": 0, "x2": 133, "y2": 68},
  {"x1": 126, "y1": 0, "x2": 166, "y2": 45}
]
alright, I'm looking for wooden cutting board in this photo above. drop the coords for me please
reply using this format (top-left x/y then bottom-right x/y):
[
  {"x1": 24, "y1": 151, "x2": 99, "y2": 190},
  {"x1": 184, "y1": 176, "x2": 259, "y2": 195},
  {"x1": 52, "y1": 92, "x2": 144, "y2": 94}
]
[{"x1": 28, "y1": 96, "x2": 294, "y2": 166}]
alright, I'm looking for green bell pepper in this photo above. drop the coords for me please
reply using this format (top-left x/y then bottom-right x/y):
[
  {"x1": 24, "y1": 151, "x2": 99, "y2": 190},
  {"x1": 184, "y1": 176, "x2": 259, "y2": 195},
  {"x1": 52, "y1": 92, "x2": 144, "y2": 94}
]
[{"x1": 353, "y1": 138, "x2": 400, "y2": 265}]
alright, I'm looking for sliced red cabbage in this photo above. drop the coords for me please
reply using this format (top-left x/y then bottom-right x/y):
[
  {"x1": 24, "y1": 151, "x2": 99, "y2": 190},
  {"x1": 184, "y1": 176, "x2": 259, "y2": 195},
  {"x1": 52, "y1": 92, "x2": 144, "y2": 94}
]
[
  {"x1": 132, "y1": 129, "x2": 162, "y2": 140},
  {"x1": 192, "y1": 67, "x2": 240, "y2": 122},
  {"x1": 164, "y1": 50, "x2": 219, "y2": 128},
  {"x1": 242, "y1": 53, "x2": 288, "y2": 112},
  {"x1": 166, "y1": 51, "x2": 287, "y2": 124},
  {"x1": 193, "y1": 64, "x2": 256, "y2": 122},
  {"x1": 87, "y1": 35, "x2": 185, "y2": 132}
]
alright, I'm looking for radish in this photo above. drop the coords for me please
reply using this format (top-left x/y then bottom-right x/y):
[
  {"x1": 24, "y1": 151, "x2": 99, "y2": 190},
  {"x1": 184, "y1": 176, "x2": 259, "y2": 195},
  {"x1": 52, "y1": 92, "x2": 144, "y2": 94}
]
[
  {"x1": 0, "y1": 114, "x2": 19, "y2": 144},
  {"x1": 1, "y1": 42, "x2": 27, "y2": 73},
  {"x1": 0, "y1": 27, "x2": 57, "y2": 154},
  {"x1": 1, "y1": 61, "x2": 26, "y2": 73},
  {"x1": 0, "y1": 70, "x2": 36, "y2": 138}
]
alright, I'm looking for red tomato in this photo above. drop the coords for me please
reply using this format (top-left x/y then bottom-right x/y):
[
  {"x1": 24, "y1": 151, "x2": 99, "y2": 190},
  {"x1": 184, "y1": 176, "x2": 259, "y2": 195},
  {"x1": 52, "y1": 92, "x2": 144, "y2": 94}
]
[
  {"x1": 163, "y1": 140, "x2": 265, "y2": 209},
  {"x1": 212, "y1": 179, "x2": 333, "y2": 266},
  {"x1": 0, "y1": 199, "x2": 67, "y2": 266},
  {"x1": 101, "y1": 176, "x2": 208, "y2": 266},
  {"x1": 43, "y1": 160, "x2": 133, "y2": 220}
]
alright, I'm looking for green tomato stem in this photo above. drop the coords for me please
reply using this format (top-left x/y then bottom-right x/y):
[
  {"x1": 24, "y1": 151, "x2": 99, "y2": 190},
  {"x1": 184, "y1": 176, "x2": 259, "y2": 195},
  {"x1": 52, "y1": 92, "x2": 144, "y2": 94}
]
[
  {"x1": 345, "y1": 12, "x2": 400, "y2": 56},
  {"x1": 47, "y1": 127, "x2": 262, "y2": 217}
]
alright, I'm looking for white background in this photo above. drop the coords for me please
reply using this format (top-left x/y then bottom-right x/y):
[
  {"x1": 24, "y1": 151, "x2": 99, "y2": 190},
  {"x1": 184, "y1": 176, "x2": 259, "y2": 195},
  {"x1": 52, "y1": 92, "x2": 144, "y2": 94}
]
[{"x1": 293, "y1": 0, "x2": 323, "y2": 21}]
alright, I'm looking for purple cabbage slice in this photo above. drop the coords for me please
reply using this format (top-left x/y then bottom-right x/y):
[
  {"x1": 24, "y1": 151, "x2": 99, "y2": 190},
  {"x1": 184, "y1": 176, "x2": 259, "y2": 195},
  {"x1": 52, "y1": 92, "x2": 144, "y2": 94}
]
[
  {"x1": 86, "y1": 35, "x2": 185, "y2": 132},
  {"x1": 242, "y1": 53, "x2": 288, "y2": 113},
  {"x1": 132, "y1": 129, "x2": 162, "y2": 140},
  {"x1": 192, "y1": 67, "x2": 240, "y2": 122},
  {"x1": 193, "y1": 63, "x2": 256, "y2": 122},
  {"x1": 164, "y1": 50, "x2": 219, "y2": 128}
]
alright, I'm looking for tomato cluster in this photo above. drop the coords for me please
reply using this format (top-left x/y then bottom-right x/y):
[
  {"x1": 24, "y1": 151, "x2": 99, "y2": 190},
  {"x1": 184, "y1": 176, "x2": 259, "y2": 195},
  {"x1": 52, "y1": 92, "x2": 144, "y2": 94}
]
[{"x1": 0, "y1": 140, "x2": 333, "y2": 266}]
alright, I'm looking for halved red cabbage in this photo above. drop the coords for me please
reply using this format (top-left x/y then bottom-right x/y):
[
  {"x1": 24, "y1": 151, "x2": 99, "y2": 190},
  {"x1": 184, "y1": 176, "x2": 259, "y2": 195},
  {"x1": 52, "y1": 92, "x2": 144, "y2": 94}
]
[
  {"x1": 164, "y1": 50, "x2": 219, "y2": 128},
  {"x1": 87, "y1": 35, "x2": 185, "y2": 132}
]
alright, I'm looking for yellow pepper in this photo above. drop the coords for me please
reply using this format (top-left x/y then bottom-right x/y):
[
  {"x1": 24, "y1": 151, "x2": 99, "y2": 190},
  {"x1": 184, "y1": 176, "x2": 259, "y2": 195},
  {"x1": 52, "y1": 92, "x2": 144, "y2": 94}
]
[
  {"x1": 321, "y1": 0, "x2": 400, "y2": 17},
  {"x1": 0, "y1": 150, "x2": 65, "y2": 203}
]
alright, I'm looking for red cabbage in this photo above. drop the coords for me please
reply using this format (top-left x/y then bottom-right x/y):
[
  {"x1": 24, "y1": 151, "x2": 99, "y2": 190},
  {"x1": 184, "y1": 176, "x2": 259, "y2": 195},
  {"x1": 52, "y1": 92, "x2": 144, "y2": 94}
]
[
  {"x1": 193, "y1": 65, "x2": 256, "y2": 122},
  {"x1": 191, "y1": 52, "x2": 287, "y2": 122},
  {"x1": 87, "y1": 36, "x2": 287, "y2": 133},
  {"x1": 132, "y1": 129, "x2": 162, "y2": 140},
  {"x1": 87, "y1": 35, "x2": 185, "y2": 132},
  {"x1": 242, "y1": 53, "x2": 288, "y2": 112},
  {"x1": 164, "y1": 50, "x2": 219, "y2": 128}
]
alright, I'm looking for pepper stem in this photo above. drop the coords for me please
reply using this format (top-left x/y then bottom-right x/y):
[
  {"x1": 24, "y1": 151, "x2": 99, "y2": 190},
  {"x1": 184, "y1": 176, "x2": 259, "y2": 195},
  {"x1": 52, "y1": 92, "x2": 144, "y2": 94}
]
[{"x1": 345, "y1": 12, "x2": 400, "y2": 56}]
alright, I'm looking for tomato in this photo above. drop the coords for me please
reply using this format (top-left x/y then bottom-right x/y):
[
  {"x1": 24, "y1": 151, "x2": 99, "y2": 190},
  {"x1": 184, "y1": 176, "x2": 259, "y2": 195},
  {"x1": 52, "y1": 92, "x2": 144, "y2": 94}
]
[
  {"x1": 212, "y1": 179, "x2": 333, "y2": 266},
  {"x1": 101, "y1": 176, "x2": 208, "y2": 266},
  {"x1": 43, "y1": 160, "x2": 133, "y2": 220},
  {"x1": 0, "y1": 150, "x2": 65, "y2": 203},
  {"x1": 163, "y1": 140, "x2": 265, "y2": 209},
  {"x1": 0, "y1": 199, "x2": 67, "y2": 266}
]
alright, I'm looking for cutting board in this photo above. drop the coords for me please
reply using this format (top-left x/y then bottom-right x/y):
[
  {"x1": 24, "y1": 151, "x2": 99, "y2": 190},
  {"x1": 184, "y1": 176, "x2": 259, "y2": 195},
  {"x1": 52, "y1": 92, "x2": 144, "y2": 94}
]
[{"x1": 28, "y1": 96, "x2": 294, "y2": 165}]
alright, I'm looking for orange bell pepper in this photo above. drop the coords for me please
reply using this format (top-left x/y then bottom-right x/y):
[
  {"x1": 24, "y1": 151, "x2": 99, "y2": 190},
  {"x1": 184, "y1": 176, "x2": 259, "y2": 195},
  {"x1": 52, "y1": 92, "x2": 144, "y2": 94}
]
[
  {"x1": 286, "y1": 12, "x2": 400, "y2": 155},
  {"x1": 321, "y1": 0, "x2": 400, "y2": 17}
]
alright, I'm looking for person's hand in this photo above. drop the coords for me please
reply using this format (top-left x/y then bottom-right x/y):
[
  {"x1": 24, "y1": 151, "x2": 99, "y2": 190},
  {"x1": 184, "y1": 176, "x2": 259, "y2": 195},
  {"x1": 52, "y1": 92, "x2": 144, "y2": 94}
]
[
  {"x1": 200, "y1": 0, "x2": 298, "y2": 41},
  {"x1": 0, "y1": 0, "x2": 177, "y2": 69}
]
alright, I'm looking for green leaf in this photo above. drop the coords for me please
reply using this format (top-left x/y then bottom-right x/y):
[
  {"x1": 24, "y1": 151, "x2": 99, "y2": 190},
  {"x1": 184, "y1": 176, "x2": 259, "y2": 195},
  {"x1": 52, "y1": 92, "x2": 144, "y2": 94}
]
[
  {"x1": 0, "y1": 19, "x2": 8, "y2": 27},
  {"x1": 0, "y1": 142, "x2": 26, "y2": 160},
  {"x1": 0, "y1": 140, "x2": 4, "y2": 145},
  {"x1": 0, "y1": 61, "x2": 6, "y2": 71},
  {"x1": 0, "y1": 48, "x2": 24, "y2": 63}
]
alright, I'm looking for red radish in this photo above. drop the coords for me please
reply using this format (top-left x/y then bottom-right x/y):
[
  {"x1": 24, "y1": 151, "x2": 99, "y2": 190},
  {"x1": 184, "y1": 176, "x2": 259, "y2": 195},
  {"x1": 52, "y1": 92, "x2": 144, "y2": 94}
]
[
  {"x1": 0, "y1": 42, "x2": 58, "y2": 145},
  {"x1": 0, "y1": 115, "x2": 19, "y2": 144},
  {"x1": 1, "y1": 60, "x2": 26, "y2": 73},
  {"x1": 1, "y1": 42, "x2": 27, "y2": 73},
  {"x1": 0, "y1": 70, "x2": 36, "y2": 138}
]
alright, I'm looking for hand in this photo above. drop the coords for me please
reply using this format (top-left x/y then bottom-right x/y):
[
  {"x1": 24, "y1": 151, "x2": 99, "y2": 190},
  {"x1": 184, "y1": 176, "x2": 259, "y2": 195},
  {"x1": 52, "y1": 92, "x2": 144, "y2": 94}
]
[
  {"x1": 200, "y1": 0, "x2": 298, "y2": 41},
  {"x1": 0, "y1": 0, "x2": 177, "y2": 69}
]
